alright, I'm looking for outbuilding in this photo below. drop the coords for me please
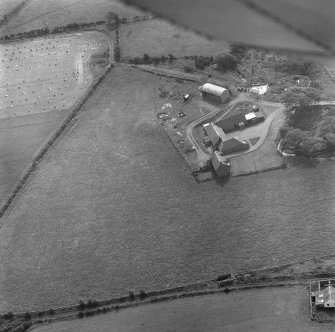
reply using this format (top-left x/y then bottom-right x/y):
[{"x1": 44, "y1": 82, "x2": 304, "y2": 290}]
[
  {"x1": 199, "y1": 83, "x2": 230, "y2": 103},
  {"x1": 216, "y1": 113, "x2": 246, "y2": 132}
]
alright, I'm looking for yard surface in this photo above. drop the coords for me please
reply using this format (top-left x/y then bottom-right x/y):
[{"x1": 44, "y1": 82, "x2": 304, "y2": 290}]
[
  {"x1": 1, "y1": 0, "x2": 141, "y2": 35},
  {"x1": 120, "y1": 19, "x2": 229, "y2": 59},
  {"x1": 0, "y1": 31, "x2": 109, "y2": 118},
  {"x1": 32, "y1": 286, "x2": 331, "y2": 332}
]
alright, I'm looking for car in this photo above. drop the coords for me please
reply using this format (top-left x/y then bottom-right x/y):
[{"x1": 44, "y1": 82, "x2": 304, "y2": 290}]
[{"x1": 178, "y1": 112, "x2": 186, "y2": 117}]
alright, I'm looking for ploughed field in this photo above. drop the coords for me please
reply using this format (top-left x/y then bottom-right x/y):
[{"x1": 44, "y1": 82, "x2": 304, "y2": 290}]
[
  {"x1": 2, "y1": 67, "x2": 335, "y2": 312},
  {"x1": 0, "y1": 31, "x2": 109, "y2": 118}
]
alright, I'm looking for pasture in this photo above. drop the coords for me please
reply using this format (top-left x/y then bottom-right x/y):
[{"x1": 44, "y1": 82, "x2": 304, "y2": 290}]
[
  {"x1": 120, "y1": 19, "x2": 230, "y2": 58},
  {"x1": 0, "y1": 31, "x2": 109, "y2": 119},
  {"x1": 0, "y1": 0, "x2": 24, "y2": 21},
  {"x1": 1, "y1": 0, "x2": 142, "y2": 35}
]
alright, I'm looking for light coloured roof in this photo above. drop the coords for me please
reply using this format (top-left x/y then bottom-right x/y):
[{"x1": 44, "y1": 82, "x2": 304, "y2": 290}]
[
  {"x1": 245, "y1": 112, "x2": 257, "y2": 120},
  {"x1": 200, "y1": 83, "x2": 227, "y2": 96}
]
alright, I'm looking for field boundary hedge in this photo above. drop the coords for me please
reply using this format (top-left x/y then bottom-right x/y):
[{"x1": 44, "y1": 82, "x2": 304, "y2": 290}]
[{"x1": 0, "y1": 63, "x2": 114, "y2": 223}]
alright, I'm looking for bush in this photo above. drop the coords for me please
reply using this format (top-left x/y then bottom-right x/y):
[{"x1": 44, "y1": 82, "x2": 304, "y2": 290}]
[
  {"x1": 78, "y1": 311, "x2": 84, "y2": 318},
  {"x1": 194, "y1": 56, "x2": 212, "y2": 70},
  {"x1": 139, "y1": 290, "x2": 147, "y2": 299},
  {"x1": 128, "y1": 291, "x2": 135, "y2": 301},
  {"x1": 184, "y1": 66, "x2": 193, "y2": 73},
  {"x1": 3, "y1": 312, "x2": 14, "y2": 320},
  {"x1": 47, "y1": 309, "x2": 55, "y2": 315},
  {"x1": 78, "y1": 300, "x2": 86, "y2": 310},
  {"x1": 281, "y1": 129, "x2": 305, "y2": 151},
  {"x1": 143, "y1": 53, "x2": 150, "y2": 64},
  {"x1": 216, "y1": 54, "x2": 237, "y2": 72},
  {"x1": 24, "y1": 312, "x2": 32, "y2": 320},
  {"x1": 279, "y1": 126, "x2": 290, "y2": 139}
]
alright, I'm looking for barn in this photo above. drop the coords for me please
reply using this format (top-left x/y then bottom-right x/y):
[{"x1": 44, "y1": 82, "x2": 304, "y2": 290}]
[
  {"x1": 215, "y1": 113, "x2": 246, "y2": 132},
  {"x1": 218, "y1": 138, "x2": 250, "y2": 155},
  {"x1": 199, "y1": 83, "x2": 230, "y2": 103},
  {"x1": 203, "y1": 122, "x2": 225, "y2": 147}
]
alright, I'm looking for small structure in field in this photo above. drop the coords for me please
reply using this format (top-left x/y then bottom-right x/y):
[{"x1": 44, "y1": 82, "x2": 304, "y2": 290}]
[
  {"x1": 211, "y1": 151, "x2": 230, "y2": 177},
  {"x1": 183, "y1": 94, "x2": 190, "y2": 102},
  {"x1": 199, "y1": 83, "x2": 230, "y2": 103}
]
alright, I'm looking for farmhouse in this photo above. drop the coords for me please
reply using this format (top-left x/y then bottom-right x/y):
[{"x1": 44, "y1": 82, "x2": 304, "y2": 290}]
[
  {"x1": 211, "y1": 151, "x2": 230, "y2": 177},
  {"x1": 218, "y1": 137, "x2": 250, "y2": 155},
  {"x1": 199, "y1": 83, "x2": 230, "y2": 103},
  {"x1": 311, "y1": 283, "x2": 335, "y2": 308},
  {"x1": 203, "y1": 122, "x2": 225, "y2": 147}
]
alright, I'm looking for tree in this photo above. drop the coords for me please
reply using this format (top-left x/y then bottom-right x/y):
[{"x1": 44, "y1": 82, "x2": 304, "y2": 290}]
[
  {"x1": 216, "y1": 54, "x2": 237, "y2": 72},
  {"x1": 143, "y1": 53, "x2": 150, "y2": 64},
  {"x1": 281, "y1": 129, "x2": 305, "y2": 151},
  {"x1": 230, "y1": 44, "x2": 248, "y2": 59},
  {"x1": 281, "y1": 87, "x2": 321, "y2": 108},
  {"x1": 105, "y1": 12, "x2": 119, "y2": 30},
  {"x1": 279, "y1": 125, "x2": 290, "y2": 139},
  {"x1": 323, "y1": 132, "x2": 335, "y2": 149}
]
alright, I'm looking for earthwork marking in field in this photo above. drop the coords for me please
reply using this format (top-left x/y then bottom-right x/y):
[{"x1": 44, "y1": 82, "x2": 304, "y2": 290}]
[{"x1": 0, "y1": 31, "x2": 109, "y2": 119}]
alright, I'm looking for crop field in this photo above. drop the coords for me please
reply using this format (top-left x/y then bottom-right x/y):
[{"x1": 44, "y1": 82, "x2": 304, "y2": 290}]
[
  {"x1": 1, "y1": 0, "x2": 142, "y2": 35},
  {"x1": 120, "y1": 19, "x2": 230, "y2": 58},
  {"x1": 0, "y1": 31, "x2": 109, "y2": 119}
]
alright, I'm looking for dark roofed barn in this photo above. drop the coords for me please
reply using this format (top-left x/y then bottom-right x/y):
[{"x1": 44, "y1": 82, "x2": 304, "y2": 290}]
[
  {"x1": 216, "y1": 113, "x2": 246, "y2": 133},
  {"x1": 218, "y1": 138, "x2": 250, "y2": 155}
]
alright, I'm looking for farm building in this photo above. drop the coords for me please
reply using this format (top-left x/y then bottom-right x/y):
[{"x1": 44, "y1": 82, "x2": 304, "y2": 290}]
[
  {"x1": 199, "y1": 83, "x2": 230, "y2": 103},
  {"x1": 250, "y1": 84, "x2": 269, "y2": 95},
  {"x1": 216, "y1": 113, "x2": 246, "y2": 132},
  {"x1": 216, "y1": 111, "x2": 265, "y2": 133},
  {"x1": 218, "y1": 137, "x2": 250, "y2": 155},
  {"x1": 211, "y1": 151, "x2": 230, "y2": 177},
  {"x1": 203, "y1": 122, "x2": 225, "y2": 147},
  {"x1": 311, "y1": 283, "x2": 335, "y2": 308}
]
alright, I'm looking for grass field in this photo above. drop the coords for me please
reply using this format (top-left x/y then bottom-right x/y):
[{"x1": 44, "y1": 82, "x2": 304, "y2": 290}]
[
  {"x1": 0, "y1": 0, "x2": 24, "y2": 21},
  {"x1": 1, "y1": 0, "x2": 141, "y2": 35},
  {"x1": 120, "y1": 19, "x2": 230, "y2": 58},
  {"x1": 0, "y1": 31, "x2": 109, "y2": 119},
  {"x1": 32, "y1": 286, "x2": 328, "y2": 332}
]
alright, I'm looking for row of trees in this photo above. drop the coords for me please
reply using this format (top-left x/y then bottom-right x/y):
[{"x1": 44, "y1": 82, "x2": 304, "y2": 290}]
[
  {"x1": 128, "y1": 53, "x2": 175, "y2": 65},
  {"x1": 0, "y1": 20, "x2": 105, "y2": 42}
]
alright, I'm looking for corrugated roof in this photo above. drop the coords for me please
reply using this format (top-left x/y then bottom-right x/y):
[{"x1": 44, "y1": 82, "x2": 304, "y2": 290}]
[{"x1": 200, "y1": 83, "x2": 227, "y2": 96}]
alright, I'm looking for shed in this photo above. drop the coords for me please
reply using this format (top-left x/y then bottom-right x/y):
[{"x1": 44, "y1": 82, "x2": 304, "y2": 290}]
[
  {"x1": 211, "y1": 151, "x2": 230, "y2": 177},
  {"x1": 218, "y1": 138, "x2": 250, "y2": 155},
  {"x1": 245, "y1": 112, "x2": 257, "y2": 123},
  {"x1": 203, "y1": 122, "x2": 225, "y2": 147},
  {"x1": 199, "y1": 83, "x2": 230, "y2": 103},
  {"x1": 255, "y1": 112, "x2": 265, "y2": 121}
]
